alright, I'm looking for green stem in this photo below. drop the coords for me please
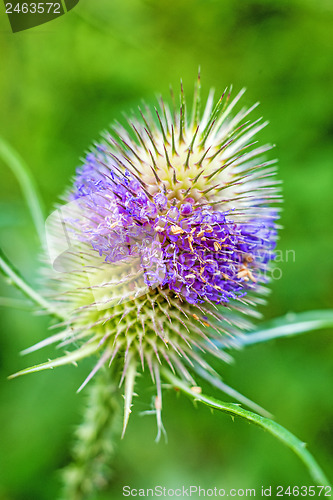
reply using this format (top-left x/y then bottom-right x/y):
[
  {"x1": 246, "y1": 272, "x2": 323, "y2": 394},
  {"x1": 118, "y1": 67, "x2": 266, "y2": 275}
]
[
  {"x1": 60, "y1": 367, "x2": 122, "y2": 500},
  {"x1": 0, "y1": 247, "x2": 63, "y2": 320},
  {"x1": 162, "y1": 368, "x2": 331, "y2": 487},
  {"x1": 0, "y1": 136, "x2": 46, "y2": 249}
]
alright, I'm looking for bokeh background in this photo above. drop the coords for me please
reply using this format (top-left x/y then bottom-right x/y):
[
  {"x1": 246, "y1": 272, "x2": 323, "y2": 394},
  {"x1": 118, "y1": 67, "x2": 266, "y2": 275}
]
[{"x1": 0, "y1": 0, "x2": 333, "y2": 498}]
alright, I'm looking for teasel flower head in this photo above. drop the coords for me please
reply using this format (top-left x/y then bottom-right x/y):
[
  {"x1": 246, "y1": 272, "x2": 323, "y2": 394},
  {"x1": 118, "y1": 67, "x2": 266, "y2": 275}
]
[{"x1": 17, "y1": 76, "x2": 281, "y2": 439}]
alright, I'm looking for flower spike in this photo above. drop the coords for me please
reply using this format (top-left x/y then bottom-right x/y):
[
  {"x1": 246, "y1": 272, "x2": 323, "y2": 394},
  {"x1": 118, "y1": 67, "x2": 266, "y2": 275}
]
[{"x1": 14, "y1": 78, "x2": 280, "y2": 437}]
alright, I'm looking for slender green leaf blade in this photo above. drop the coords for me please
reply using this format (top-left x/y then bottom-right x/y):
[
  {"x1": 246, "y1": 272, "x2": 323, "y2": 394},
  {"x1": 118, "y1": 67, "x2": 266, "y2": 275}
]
[
  {"x1": 162, "y1": 368, "x2": 331, "y2": 486},
  {"x1": 9, "y1": 342, "x2": 100, "y2": 379},
  {"x1": 0, "y1": 247, "x2": 64, "y2": 319},
  {"x1": 0, "y1": 136, "x2": 45, "y2": 248},
  {"x1": 239, "y1": 310, "x2": 333, "y2": 347},
  {"x1": 0, "y1": 296, "x2": 32, "y2": 310}
]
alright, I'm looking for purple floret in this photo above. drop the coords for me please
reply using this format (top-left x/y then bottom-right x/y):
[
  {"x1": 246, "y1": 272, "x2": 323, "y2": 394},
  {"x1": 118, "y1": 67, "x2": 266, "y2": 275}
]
[{"x1": 69, "y1": 151, "x2": 277, "y2": 305}]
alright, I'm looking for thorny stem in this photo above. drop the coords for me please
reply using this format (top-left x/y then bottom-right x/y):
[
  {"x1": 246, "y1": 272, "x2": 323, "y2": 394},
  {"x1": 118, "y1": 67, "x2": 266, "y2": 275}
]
[
  {"x1": 161, "y1": 368, "x2": 331, "y2": 487},
  {"x1": 60, "y1": 366, "x2": 122, "y2": 500}
]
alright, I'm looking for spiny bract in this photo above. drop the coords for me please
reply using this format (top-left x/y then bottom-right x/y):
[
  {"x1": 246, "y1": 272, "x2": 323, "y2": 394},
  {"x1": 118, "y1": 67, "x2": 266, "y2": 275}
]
[{"x1": 17, "y1": 77, "x2": 281, "y2": 439}]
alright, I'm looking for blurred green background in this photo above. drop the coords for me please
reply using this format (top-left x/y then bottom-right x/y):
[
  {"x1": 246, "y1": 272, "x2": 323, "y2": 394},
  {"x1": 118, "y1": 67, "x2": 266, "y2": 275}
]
[{"x1": 0, "y1": 0, "x2": 333, "y2": 498}]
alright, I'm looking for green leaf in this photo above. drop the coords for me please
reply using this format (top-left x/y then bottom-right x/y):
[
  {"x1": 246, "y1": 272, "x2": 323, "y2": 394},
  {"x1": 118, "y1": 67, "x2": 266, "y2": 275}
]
[
  {"x1": 0, "y1": 247, "x2": 64, "y2": 320},
  {"x1": 9, "y1": 341, "x2": 100, "y2": 379},
  {"x1": 162, "y1": 368, "x2": 331, "y2": 487},
  {"x1": 238, "y1": 310, "x2": 333, "y2": 347},
  {"x1": 0, "y1": 136, "x2": 46, "y2": 249},
  {"x1": 0, "y1": 296, "x2": 32, "y2": 310},
  {"x1": 192, "y1": 362, "x2": 272, "y2": 418}
]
